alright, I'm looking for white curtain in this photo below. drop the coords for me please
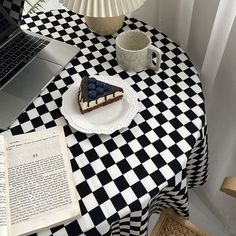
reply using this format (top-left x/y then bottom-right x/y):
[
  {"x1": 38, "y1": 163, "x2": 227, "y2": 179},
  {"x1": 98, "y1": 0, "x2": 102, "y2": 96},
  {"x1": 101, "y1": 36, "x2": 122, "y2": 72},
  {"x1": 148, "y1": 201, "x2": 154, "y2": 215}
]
[{"x1": 134, "y1": 0, "x2": 236, "y2": 234}]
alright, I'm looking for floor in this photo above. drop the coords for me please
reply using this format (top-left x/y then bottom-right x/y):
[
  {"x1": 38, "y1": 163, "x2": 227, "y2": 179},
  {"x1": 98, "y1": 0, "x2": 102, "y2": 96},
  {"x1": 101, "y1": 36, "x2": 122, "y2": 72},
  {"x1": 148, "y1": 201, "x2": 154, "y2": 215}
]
[
  {"x1": 148, "y1": 189, "x2": 232, "y2": 236},
  {"x1": 41, "y1": 2, "x2": 232, "y2": 236}
]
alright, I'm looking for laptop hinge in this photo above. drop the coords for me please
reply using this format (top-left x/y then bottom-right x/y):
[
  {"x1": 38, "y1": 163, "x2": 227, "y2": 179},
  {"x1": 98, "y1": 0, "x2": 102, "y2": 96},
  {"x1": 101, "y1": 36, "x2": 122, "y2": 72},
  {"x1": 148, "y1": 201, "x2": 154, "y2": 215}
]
[
  {"x1": 0, "y1": 28, "x2": 22, "y2": 48},
  {"x1": 8, "y1": 28, "x2": 22, "y2": 39}
]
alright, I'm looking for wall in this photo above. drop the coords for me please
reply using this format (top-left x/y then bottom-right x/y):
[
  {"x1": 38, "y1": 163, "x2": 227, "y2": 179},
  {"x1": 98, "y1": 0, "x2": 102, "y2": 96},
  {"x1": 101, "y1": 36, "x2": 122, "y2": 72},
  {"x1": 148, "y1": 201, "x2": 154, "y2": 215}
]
[
  {"x1": 43, "y1": 0, "x2": 61, "y2": 10},
  {"x1": 132, "y1": 0, "x2": 220, "y2": 72},
  {"x1": 187, "y1": 0, "x2": 220, "y2": 71},
  {"x1": 24, "y1": 0, "x2": 61, "y2": 13},
  {"x1": 200, "y1": 18, "x2": 236, "y2": 235},
  {"x1": 131, "y1": 0, "x2": 160, "y2": 29},
  {"x1": 132, "y1": 0, "x2": 194, "y2": 51}
]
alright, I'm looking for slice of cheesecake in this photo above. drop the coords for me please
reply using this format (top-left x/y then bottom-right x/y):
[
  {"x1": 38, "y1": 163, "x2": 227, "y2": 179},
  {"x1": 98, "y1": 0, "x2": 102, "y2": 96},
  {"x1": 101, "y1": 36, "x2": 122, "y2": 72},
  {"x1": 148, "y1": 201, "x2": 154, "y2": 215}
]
[{"x1": 78, "y1": 76, "x2": 124, "y2": 114}]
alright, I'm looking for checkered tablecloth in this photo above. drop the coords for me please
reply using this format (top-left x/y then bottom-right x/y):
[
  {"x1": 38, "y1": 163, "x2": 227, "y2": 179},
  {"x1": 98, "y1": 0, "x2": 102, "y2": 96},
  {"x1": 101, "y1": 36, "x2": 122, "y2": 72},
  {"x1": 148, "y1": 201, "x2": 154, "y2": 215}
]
[{"x1": 1, "y1": 6, "x2": 208, "y2": 236}]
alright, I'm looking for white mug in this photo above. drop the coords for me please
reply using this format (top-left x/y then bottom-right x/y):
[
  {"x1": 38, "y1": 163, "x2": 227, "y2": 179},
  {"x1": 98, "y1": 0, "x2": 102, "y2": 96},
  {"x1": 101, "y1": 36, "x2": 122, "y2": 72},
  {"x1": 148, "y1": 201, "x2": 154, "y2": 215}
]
[{"x1": 116, "y1": 30, "x2": 162, "y2": 72}]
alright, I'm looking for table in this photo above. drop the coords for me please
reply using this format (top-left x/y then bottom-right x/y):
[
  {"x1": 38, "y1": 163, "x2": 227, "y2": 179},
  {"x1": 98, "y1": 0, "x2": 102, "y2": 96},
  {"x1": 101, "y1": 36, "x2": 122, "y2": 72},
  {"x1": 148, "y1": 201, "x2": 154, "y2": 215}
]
[{"x1": 2, "y1": 9, "x2": 208, "y2": 236}]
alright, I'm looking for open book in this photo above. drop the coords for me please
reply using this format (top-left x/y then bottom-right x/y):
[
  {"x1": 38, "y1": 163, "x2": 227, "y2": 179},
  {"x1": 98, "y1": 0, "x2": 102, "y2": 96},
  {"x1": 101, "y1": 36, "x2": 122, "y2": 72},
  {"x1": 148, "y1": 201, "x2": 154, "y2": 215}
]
[{"x1": 0, "y1": 127, "x2": 81, "y2": 236}]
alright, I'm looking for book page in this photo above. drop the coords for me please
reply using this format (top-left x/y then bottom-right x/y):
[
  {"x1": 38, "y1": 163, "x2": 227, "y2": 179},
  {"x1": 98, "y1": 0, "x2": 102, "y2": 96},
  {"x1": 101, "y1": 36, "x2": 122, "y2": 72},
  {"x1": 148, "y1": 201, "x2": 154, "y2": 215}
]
[
  {"x1": 0, "y1": 135, "x2": 10, "y2": 236},
  {"x1": 5, "y1": 127, "x2": 80, "y2": 236}
]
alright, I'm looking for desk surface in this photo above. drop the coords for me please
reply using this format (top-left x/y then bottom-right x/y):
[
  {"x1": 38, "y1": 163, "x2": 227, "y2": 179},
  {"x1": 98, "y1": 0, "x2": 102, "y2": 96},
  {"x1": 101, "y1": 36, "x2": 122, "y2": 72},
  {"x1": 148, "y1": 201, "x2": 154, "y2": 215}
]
[{"x1": 2, "y1": 9, "x2": 208, "y2": 236}]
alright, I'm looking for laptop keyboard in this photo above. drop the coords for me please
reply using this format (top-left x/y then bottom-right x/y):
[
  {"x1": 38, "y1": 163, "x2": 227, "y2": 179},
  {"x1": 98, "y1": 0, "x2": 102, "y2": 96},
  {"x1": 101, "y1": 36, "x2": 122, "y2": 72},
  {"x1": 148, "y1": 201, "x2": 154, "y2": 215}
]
[{"x1": 0, "y1": 31, "x2": 49, "y2": 88}]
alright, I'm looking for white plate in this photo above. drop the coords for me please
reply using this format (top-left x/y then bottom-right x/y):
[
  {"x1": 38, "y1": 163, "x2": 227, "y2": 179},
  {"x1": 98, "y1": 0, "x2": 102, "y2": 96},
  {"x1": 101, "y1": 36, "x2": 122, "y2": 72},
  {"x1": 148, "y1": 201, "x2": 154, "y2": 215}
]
[{"x1": 61, "y1": 75, "x2": 140, "y2": 134}]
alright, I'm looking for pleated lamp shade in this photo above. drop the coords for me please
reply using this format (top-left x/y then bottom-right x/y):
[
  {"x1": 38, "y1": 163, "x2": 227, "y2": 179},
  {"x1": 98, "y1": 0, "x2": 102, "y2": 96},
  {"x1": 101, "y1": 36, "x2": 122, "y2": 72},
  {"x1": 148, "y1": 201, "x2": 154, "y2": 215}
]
[
  {"x1": 61, "y1": 0, "x2": 146, "y2": 17},
  {"x1": 61, "y1": 0, "x2": 146, "y2": 36}
]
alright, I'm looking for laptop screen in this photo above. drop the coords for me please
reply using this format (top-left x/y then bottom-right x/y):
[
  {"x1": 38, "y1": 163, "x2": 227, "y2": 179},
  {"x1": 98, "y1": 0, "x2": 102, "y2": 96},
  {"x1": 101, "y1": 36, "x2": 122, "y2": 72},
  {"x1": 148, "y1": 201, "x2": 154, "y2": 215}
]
[
  {"x1": 0, "y1": 5, "x2": 18, "y2": 44},
  {"x1": 0, "y1": 0, "x2": 24, "y2": 25}
]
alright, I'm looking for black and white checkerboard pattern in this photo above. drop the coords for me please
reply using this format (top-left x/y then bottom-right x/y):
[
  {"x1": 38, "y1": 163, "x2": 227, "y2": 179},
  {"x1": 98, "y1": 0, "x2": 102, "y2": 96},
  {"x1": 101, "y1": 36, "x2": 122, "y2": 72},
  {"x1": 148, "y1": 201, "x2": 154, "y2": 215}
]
[
  {"x1": 1, "y1": 9, "x2": 208, "y2": 236},
  {"x1": 0, "y1": 0, "x2": 24, "y2": 25}
]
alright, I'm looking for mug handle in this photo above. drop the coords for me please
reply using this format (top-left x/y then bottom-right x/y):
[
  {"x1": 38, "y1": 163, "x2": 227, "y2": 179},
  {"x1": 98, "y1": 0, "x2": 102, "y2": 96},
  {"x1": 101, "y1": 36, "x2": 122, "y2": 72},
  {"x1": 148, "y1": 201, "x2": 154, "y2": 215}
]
[{"x1": 147, "y1": 45, "x2": 162, "y2": 71}]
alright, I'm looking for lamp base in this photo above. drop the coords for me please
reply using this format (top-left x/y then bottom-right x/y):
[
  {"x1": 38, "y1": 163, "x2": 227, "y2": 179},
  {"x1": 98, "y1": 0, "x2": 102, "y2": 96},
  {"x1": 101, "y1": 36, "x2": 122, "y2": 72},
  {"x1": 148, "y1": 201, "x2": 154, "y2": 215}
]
[{"x1": 85, "y1": 15, "x2": 125, "y2": 36}]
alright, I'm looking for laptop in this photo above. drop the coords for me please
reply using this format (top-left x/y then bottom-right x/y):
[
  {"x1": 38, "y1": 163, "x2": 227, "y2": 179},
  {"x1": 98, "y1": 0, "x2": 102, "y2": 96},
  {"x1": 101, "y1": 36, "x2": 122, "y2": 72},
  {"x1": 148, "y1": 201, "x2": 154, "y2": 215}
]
[{"x1": 0, "y1": 2, "x2": 80, "y2": 130}]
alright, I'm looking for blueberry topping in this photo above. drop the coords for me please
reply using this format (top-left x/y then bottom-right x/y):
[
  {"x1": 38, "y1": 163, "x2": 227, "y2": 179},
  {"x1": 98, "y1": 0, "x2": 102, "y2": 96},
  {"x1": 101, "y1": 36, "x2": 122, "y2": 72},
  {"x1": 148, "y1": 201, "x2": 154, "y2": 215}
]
[
  {"x1": 96, "y1": 80, "x2": 104, "y2": 87},
  {"x1": 88, "y1": 83, "x2": 96, "y2": 90},
  {"x1": 88, "y1": 90, "x2": 97, "y2": 99},
  {"x1": 88, "y1": 77, "x2": 96, "y2": 83},
  {"x1": 96, "y1": 86, "x2": 105, "y2": 95},
  {"x1": 104, "y1": 84, "x2": 112, "y2": 92},
  {"x1": 86, "y1": 77, "x2": 113, "y2": 99}
]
